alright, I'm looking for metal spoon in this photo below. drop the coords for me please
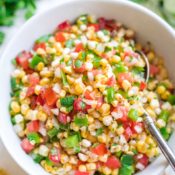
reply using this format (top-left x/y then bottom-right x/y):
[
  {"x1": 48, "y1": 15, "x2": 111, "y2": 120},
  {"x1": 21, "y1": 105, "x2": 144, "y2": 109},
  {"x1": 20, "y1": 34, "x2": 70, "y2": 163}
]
[{"x1": 136, "y1": 50, "x2": 175, "y2": 171}]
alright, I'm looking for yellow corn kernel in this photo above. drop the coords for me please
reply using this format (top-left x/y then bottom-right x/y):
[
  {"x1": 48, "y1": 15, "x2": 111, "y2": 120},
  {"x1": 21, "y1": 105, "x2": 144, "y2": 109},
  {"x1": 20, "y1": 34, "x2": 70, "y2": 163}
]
[
  {"x1": 102, "y1": 166, "x2": 112, "y2": 175},
  {"x1": 37, "y1": 111, "x2": 47, "y2": 122},
  {"x1": 22, "y1": 75, "x2": 28, "y2": 84},
  {"x1": 122, "y1": 80, "x2": 131, "y2": 91},
  {"x1": 99, "y1": 103, "x2": 110, "y2": 115},
  {"x1": 100, "y1": 59, "x2": 108, "y2": 67},
  {"x1": 116, "y1": 126, "x2": 124, "y2": 135},
  {"x1": 86, "y1": 163, "x2": 96, "y2": 171},
  {"x1": 40, "y1": 78, "x2": 50, "y2": 86},
  {"x1": 37, "y1": 62, "x2": 44, "y2": 71},
  {"x1": 21, "y1": 104, "x2": 29, "y2": 115},
  {"x1": 70, "y1": 123, "x2": 80, "y2": 132},
  {"x1": 56, "y1": 99, "x2": 61, "y2": 108},
  {"x1": 112, "y1": 169, "x2": 119, "y2": 175},
  {"x1": 97, "y1": 133, "x2": 107, "y2": 143},
  {"x1": 136, "y1": 141, "x2": 147, "y2": 153},
  {"x1": 146, "y1": 148, "x2": 158, "y2": 158},
  {"x1": 36, "y1": 48, "x2": 46, "y2": 56},
  {"x1": 146, "y1": 106, "x2": 156, "y2": 118},
  {"x1": 81, "y1": 130, "x2": 88, "y2": 139},
  {"x1": 111, "y1": 100, "x2": 118, "y2": 107},
  {"x1": 11, "y1": 101, "x2": 21, "y2": 113},
  {"x1": 110, "y1": 55, "x2": 121, "y2": 63},
  {"x1": 161, "y1": 91, "x2": 170, "y2": 100},
  {"x1": 60, "y1": 107, "x2": 68, "y2": 114},
  {"x1": 109, "y1": 121, "x2": 118, "y2": 132},
  {"x1": 67, "y1": 75, "x2": 75, "y2": 84},
  {"x1": 156, "y1": 85, "x2": 166, "y2": 95},
  {"x1": 88, "y1": 116, "x2": 94, "y2": 124},
  {"x1": 79, "y1": 165, "x2": 87, "y2": 172},
  {"x1": 59, "y1": 90, "x2": 66, "y2": 98},
  {"x1": 46, "y1": 47, "x2": 56, "y2": 54},
  {"x1": 45, "y1": 119, "x2": 53, "y2": 129},
  {"x1": 147, "y1": 51, "x2": 155, "y2": 61},
  {"x1": 34, "y1": 85, "x2": 41, "y2": 95},
  {"x1": 64, "y1": 163, "x2": 72, "y2": 172},
  {"x1": 87, "y1": 133, "x2": 97, "y2": 142},
  {"x1": 60, "y1": 154, "x2": 69, "y2": 164},
  {"x1": 74, "y1": 83, "x2": 84, "y2": 95}
]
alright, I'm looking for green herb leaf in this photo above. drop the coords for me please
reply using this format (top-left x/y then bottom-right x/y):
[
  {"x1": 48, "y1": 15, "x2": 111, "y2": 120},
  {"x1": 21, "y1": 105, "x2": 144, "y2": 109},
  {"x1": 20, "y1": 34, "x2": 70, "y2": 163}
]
[
  {"x1": 121, "y1": 154, "x2": 134, "y2": 166},
  {"x1": 60, "y1": 96, "x2": 74, "y2": 107},
  {"x1": 75, "y1": 59, "x2": 83, "y2": 68},
  {"x1": 65, "y1": 135, "x2": 79, "y2": 148},
  {"x1": 107, "y1": 87, "x2": 115, "y2": 103},
  {"x1": 96, "y1": 128, "x2": 103, "y2": 136},
  {"x1": 159, "y1": 110, "x2": 170, "y2": 123},
  {"x1": 60, "y1": 70, "x2": 68, "y2": 86},
  {"x1": 160, "y1": 127, "x2": 171, "y2": 140},
  {"x1": 47, "y1": 128, "x2": 59, "y2": 138},
  {"x1": 27, "y1": 132, "x2": 40, "y2": 144}
]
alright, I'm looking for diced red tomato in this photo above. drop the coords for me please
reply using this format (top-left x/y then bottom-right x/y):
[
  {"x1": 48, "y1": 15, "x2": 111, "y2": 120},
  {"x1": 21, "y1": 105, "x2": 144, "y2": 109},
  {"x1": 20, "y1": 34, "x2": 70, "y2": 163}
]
[
  {"x1": 16, "y1": 51, "x2": 32, "y2": 70},
  {"x1": 75, "y1": 43, "x2": 84, "y2": 52},
  {"x1": 26, "y1": 87, "x2": 35, "y2": 97},
  {"x1": 84, "y1": 90, "x2": 94, "y2": 100},
  {"x1": 150, "y1": 64, "x2": 159, "y2": 76},
  {"x1": 73, "y1": 98, "x2": 86, "y2": 112},
  {"x1": 98, "y1": 17, "x2": 117, "y2": 31},
  {"x1": 75, "y1": 171, "x2": 89, "y2": 175},
  {"x1": 91, "y1": 143, "x2": 108, "y2": 156},
  {"x1": 21, "y1": 138, "x2": 34, "y2": 153},
  {"x1": 140, "y1": 81, "x2": 147, "y2": 91},
  {"x1": 96, "y1": 96, "x2": 103, "y2": 109},
  {"x1": 58, "y1": 112, "x2": 68, "y2": 125},
  {"x1": 124, "y1": 127, "x2": 133, "y2": 141},
  {"x1": 112, "y1": 105, "x2": 128, "y2": 122},
  {"x1": 33, "y1": 42, "x2": 46, "y2": 51},
  {"x1": 30, "y1": 95, "x2": 37, "y2": 109},
  {"x1": 55, "y1": 32, "x2": 66, "y2": 42},
  {"x1": 106, "y1": 75, "x2": 116, "y2": 86},
  {"x1": 92, "y1": 69, "x2": 103, "y2": 76},
  {"x1": 58, "y1": 20, "x2": 70, "y2": 31},
  {"x1": 28, "y1": 74, "x2": 40, "y2": 87},
  {"x1": 123, "y1": 51, "x2": 139, "y2": 59},
  {"x1": 49, "y1": 147, "x2": 61, "y2": 164},
  {"x1": 135, "y1": 154, "x2": 149, "y2": 167},
  {"x1": 88, "y1": 23, "x2": 99, "y2": 32},
  {"x1": 43, "y1": 104, "x2": 51, "y2": 116},
  {"x1": 98, "y1": 17, "x2": 106, "y2": 29},
  {"x1": 117, "y1": 72, "x2": 133, "y2": 86},
  {"x1": 27, "y1": 120, "x2": 40, "y2": 132},
  {"x1": 73, "y1": 61, "x2": 86, "y2": 73},
  {"x1": 104, "y1": 156, "x2": 121, "y2": 169},
  {"x1": 36, "y1": 94, "x2": 45, "y2": 106},
  {"x1": 43, "y1": 87, "x2": 58, "y2": 106}
]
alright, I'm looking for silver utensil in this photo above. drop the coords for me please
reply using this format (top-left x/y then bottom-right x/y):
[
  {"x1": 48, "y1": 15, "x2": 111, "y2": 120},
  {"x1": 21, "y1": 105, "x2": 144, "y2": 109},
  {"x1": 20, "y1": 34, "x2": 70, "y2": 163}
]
[{"x1": 136, "y1": 50, "x2": 175, "y2": 171}]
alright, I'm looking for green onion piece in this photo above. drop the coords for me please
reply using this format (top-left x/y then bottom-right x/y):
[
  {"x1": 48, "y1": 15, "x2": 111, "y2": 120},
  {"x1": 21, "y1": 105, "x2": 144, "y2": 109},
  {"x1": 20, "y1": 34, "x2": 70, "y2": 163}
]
[
  {"x1": 119, "y1": 164, "x2": 134, "y2": 175},
  {"x1": 113, "y1": 63, "x2": 127, "y2": 74},
  {"x1": 128, "y1": 109, "x2": 138, "y2": 121},
  {"x1": 27, "y1": 132, "x2": 40, "y2": 144},
  {"x1": 32, "y1": 153, "x2": 44, "y2": 163},
  {"x1": 96, "y1": 128, "x2": 103, "y2": 136},
  {"x1": 107, "y1": 87, "x2": 115, "y2": 103},
  {"x1": 60, "y1": 96, "x2": 74, "y2": 107},
  {"x1": 29, "y1": 55, "x2": 44, "y2": 69},
  {"x1": 47, "y1": 128, "x2": 59, "y2": 138},
  {"x1": 65, "y1": 135, "x2": 79, "y2": 148},
  {"x1": 160, "y1": 127, "x2": 171, "y2": 140},
  {"x1": 75, "y1": 59, "x2": 83, "y2": 68},
  {"x1": 65, "y1": 40, "x2": 74, "y2": 48},
  {"x1": 74, "y1": 117, "x2": 88, "y2": 127},
  {"x1": 159, "y1": 110, "x2": 170, "y2": 123},
  {"x1": 11, "y1": 77, "x2": 19, "y2": 91},
  {"x1": 168, "y1": 94, "x2": 175, "y2": 105},
  {"x1": 92, "y1": 55, "x2": 101, "y2": 68},
  {"x1": 121, "y1": 154, "x2": 134, "y2": 166},
  {"x1": 60, "y1": 70, "x2": 68, "y2": 86}
]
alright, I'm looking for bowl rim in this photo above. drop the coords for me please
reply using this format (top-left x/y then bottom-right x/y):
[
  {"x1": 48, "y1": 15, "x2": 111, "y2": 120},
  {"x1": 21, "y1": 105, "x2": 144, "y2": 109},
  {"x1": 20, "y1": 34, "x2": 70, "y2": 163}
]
[{"x1": 0, "y1": 0, "x2": 175, "y2": 174}]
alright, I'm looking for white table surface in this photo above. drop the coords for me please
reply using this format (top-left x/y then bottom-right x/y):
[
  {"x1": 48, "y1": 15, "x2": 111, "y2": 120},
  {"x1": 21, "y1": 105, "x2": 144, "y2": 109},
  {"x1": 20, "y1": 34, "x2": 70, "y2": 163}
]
[{"x1": 0, "y1": 0, "x2": 173, "y2": 174}]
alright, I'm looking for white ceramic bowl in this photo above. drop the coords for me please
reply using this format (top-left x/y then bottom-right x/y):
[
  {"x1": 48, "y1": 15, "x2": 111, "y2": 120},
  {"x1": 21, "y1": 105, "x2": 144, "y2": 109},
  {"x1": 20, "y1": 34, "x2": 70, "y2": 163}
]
[{"x1": 0, "y1": 0, "x2": 175, "y2": 174}]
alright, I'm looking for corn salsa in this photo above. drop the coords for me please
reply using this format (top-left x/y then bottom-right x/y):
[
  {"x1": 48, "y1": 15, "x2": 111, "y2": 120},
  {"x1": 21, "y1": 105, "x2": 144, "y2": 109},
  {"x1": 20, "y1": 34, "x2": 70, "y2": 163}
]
[{"x1": 9, "y1": 15, "x2": 175, "y2": 175}]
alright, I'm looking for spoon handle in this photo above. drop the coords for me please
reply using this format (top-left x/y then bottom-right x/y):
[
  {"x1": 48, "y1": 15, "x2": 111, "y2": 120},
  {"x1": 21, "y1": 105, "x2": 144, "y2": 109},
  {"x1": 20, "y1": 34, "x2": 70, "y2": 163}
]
[{"x1": 144, "y1": 114, "x2": 175, "y2": 171}]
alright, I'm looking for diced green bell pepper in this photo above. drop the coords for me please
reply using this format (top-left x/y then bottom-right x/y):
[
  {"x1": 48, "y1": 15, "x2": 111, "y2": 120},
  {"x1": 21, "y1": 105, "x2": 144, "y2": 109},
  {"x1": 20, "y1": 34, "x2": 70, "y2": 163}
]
[
  {"x1": 160, "y1": 127, "x2": 171, "y2": 140},
  {"x1": 121, "y1": 154, "x2": 134, "y2": 166},
  {"x1": 128, "y1": 108, "x2": 139, "y2": 121},
  {"x1": 159, "y1": 110, "x2": 170, "y2": 123},
  {"x1": 65, "y1": 134, "x2": 79, "y2": 148},
  {"x1": 47, "y1": 128, "x2": 59, "y2": 138},
  {"x1": 29, "y1": 55, "x2": 44, "y2": 69},
  {"x1": 107, "y1": 87, "x2": 115, "y2": 103},
  {"x1": 27, "y1": 132, "x2": 40, "y2": 144},
  {"x1": 74, "y1": 117, "x2": 88, "y2": 127},
  {"x1": 60, "y1": 96, "x2": 75, "y2": 107}
]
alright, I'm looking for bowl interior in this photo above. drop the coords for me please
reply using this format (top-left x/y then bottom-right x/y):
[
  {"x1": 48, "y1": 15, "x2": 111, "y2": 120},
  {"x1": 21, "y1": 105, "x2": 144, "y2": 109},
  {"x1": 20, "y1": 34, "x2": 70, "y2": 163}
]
[{"x1": 0, "y1": 0, "x2": 175, "y2": 174}]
